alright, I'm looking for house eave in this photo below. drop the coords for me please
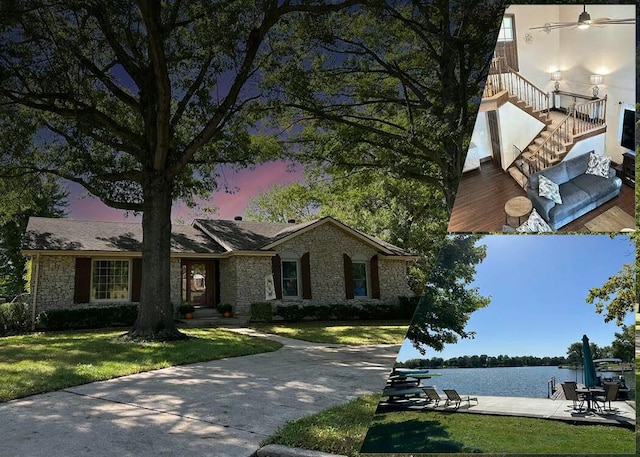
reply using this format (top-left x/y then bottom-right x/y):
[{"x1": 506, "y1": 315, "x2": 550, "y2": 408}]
[{"x1": 21, "y1": 249, "x2": 276, "y2": 259}]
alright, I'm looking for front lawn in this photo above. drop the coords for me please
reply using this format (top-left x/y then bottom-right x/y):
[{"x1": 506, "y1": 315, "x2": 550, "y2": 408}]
[
  {"x1": 250, "y1": 320, "x2": 409, "y2": 345},
  {"x1": 263, "y1": 394, "x2": 635, "y2": 456},
  {"x1": 0, "y1": 328, "x2": 282, "y2": 402}
]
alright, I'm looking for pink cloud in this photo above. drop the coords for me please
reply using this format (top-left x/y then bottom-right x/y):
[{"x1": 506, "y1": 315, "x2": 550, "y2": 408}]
[{"x1": 66, "y1": 161, "x2": 304, "y2": 223}]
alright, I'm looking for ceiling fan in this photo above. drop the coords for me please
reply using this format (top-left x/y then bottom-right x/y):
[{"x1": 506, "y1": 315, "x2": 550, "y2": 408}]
[{"x1": 530, "y1": 4, "x2": 635, "y2": 33}]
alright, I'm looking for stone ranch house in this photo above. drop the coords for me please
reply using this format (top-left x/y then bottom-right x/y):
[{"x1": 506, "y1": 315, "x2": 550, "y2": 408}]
[{"x1": 22, "y1": 216, "x2": 418, "y2": 318}]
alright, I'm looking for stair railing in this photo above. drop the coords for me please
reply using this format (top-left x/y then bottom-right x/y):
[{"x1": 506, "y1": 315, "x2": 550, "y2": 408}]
[
  {"x1": 526, "y1": 113, "x2": 572, "y2": 171},
  {"x1": 484, "y1": 57, "x2": 549, "y2": 114},
  {"x1": 572, "y1": 95, "x2": 607, "y2": 135}
]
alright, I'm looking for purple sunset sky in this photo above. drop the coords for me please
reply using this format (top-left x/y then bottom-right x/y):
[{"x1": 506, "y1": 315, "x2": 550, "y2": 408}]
[{"x1": 65, "y1": 160, "x2": 304, "y2": 222}]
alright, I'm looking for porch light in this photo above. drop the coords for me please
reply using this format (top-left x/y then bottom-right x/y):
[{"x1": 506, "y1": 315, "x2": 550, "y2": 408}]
[
  {"x1": 590, "y1": 74, "x2": 603, "y2": 97},
  {"x1": 550, "y1": 71, "x2": 562, "y2": 91}
]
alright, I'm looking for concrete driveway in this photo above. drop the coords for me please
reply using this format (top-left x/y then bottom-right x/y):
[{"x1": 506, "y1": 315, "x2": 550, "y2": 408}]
[{"x1": 0, "y1": 329, "x2": 399, "y2": 457}]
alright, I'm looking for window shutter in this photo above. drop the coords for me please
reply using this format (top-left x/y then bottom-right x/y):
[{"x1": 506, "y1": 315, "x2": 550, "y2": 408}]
[
  {"x1": 301, "y1": 252, "x2": 312, "y2": 299},
  {"x1": 131, "y1": 258, "x2": 142, "y2": 302},
  {"x1": 271, "y1": 254, "x2": 282, "y2": 299},
  {"x1": 371, "y1": 255, "x2": 381, "y2": 299},
  {"x1": 74, "y1": 257, "x2": 91, "y2": 303},
  {"x1": 343, "y1": 253, "x2": 354, "y2": 299}
]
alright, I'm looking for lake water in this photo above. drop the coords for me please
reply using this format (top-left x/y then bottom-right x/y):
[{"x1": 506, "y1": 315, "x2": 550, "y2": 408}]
[{"x1": 422, "y1": 366, "x2": 635, "y2": 399}]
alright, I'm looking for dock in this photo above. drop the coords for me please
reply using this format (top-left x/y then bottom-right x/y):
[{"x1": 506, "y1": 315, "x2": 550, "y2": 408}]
[{"x1": 378, "y1": 395, "x2": 635, "y2": 429}]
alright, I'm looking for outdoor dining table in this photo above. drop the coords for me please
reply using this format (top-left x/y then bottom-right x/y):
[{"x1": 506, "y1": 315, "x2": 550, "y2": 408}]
[{"x1": 575, "y1": 387, "x2": 605, "y2": 412}]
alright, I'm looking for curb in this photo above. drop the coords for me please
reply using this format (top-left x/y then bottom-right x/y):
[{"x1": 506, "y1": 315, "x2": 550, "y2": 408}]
[{"x1": 255, "y1": 444, "x2": 347, "y2": 457}]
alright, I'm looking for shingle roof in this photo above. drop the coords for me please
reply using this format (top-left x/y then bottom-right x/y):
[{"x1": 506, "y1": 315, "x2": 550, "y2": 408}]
[
  {"x1": 193, "y1": 218, "x2": 319, "y2": 251},
  {"x1": 23, "y1": 216, "x2": 416, "y2": 257},
  {"x1": 23, "y1": 217, "x2": 225, "y2": 254}
]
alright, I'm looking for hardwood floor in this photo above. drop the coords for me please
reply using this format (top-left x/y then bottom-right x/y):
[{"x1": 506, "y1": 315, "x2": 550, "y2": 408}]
[{"x1": 448, "y1": 160, "x2": 635, "y2": 233}]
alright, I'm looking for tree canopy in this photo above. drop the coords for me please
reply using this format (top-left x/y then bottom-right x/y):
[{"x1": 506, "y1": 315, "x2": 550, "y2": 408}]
[
  {"x1": 0, "y1": 0, "x2": 361, "y2": 339},
  {"x1": 405, "y1": 234, "x2": 490, "y2": 352},
  {"x1": 262, "y1": 0, "x2": 505, "y2": 210},
  {"x1": 586, "y1": 261, "x2": 635, "y2": 327}
]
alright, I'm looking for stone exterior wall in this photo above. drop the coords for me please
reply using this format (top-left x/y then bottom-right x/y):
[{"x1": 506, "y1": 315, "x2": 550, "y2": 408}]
[
  {"x1": 260, "y1": 222, "x2": 413, "y2": 310},
  {"x1": 31, "y1": 255, "x2": 75, "y2": 311},
  {"x1": 31, "y1": 255, "x2": 182, "y2": 313},
  {"x1": 220, "y1": 256, "x2": 272, "y2": 316}
]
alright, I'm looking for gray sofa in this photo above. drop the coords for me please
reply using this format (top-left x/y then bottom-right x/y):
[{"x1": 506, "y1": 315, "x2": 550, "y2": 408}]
[{"x1": 526, "y1": 152, "x2": 622, "y2": 230}]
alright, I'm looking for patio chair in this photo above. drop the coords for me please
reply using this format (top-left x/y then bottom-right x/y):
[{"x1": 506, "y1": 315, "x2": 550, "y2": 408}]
[
  {"x1": 442, "y1": 389, "x2": 478, "y2": 409},
  {"x1": 593, "y1": 383, "x2": 619, "y2": 413},
  {"x1": 421, "y1": 387, "x2": 445, "y2": 407},
  {"x1": 560, "y1": 382, "x2": 586, "y2": 411}
]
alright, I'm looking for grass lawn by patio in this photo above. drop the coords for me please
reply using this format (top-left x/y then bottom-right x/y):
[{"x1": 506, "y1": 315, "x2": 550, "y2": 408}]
[
  {"x1": 250, "y1": 320, "x2": 409, "y2": 345},
  {"x1": 361, "y1": 410, "x2": 635, "y2": 455},
  {"x1": 0, "y1": 328, "x2": 282, "y2": 402},
  {"x1": 263, "y1": 394, "x2": 635, "y2": 456}
]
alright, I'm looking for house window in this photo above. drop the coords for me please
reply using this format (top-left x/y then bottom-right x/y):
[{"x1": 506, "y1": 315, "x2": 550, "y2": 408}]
[
  {"x1": 91, "y1": 259, "x2": 130, "y2": 301},
  {"x1": 282, "y1": 260, "x2": 300, "y2": 298},
  {"x1": 497, "y1": 16, "x2": 514, "y2": 42},
  {"x1": 352, "y1": 261, "x2": 368, "y2": 297}
]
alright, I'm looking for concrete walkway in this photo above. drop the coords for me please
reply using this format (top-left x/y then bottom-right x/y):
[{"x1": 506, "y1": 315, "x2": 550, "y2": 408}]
[{"x1": 0, "y1": 329, "x2": 399, "y2": 457}]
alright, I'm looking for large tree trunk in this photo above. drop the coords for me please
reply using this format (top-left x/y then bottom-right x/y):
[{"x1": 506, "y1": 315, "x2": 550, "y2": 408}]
[{"x1": 127, "y1": 177, "x2": 186, "y2": 340}]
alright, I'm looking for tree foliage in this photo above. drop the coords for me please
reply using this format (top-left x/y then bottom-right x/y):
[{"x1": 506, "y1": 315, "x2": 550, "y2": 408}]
[
  {"x1": 405, "y1": 234, "x2": 490, "y2": 352},
  {"x1": 263, "y1": 0, "x2": 505, "y2": 210},
  {"x1": 586, "y1": 262, "x2": 635, "y2": 327},
  {"x1": 0, "y1": 0, "x2": 360, "y2": 340},
  {"x1": 611, "y1": 324, "x2": 634, "y2": 363},
  {"x1": 0, "y1": 175, "x2": 67, "y2": 298}
]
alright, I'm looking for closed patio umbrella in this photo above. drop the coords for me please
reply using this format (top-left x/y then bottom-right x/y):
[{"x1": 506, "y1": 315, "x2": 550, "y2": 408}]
[{"x1": 582, "y1": 334, "x2": 598, "y2": 388}]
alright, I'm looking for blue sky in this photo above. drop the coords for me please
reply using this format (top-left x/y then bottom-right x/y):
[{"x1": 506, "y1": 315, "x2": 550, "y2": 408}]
[{"x1": 397, "y1": 234, "x2": 635, "y2": 362}]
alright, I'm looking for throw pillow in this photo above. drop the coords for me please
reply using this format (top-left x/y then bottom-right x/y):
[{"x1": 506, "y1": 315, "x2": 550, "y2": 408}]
[
  {"x1": 516, "y1": 208, "x2": 553, "y2": 232},
  {"x1": 585, "y1": 152, "x2": 611, "y2": 178},
  {"x1": 538, "y1": 175, "x2": 562, "y2": 204}
]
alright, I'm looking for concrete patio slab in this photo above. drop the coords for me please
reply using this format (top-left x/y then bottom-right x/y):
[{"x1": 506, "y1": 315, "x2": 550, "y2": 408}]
[
  {"x1": 0, "y1": 329, "x2": 399, "y2": 457},
  {"x1": 381, "y1": 394, "x2": 636, "y2": 429}
]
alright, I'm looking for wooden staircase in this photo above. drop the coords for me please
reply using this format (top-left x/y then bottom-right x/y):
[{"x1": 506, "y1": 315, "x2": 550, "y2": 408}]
[{"x1": 484, "y1": 57, "x2": 608, "y2": 189}]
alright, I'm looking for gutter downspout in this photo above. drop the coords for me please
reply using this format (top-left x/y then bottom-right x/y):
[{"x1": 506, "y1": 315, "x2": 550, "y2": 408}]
[{"x1": 31, "y1": 254, "x2": 40, "y2": 331}]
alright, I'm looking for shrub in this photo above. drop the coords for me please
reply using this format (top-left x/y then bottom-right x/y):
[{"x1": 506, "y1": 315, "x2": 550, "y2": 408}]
[
  {"x1": 329, "y1": 304, "x2": 360, "y2": 320},
  {"x1": 250, "y1": 302, "x2": 273, "y2": 322},
  {"x1": 0, "y1": 301, "x2": 31, "y2": 336},
  {"x1": 178, "y1": 303, "x2": 195, "y2": 316},
  {"x1": 398, "y1": 296, "x2": 420, "y2": 319},
  {"x1": 37, "y1": 305, "x2": 138, "y2": 330},
  {"x1": 275, "y1": 304, "x2": 305, "y2": 322},
  {"x1": 217, "y1": 303, "x2": 232, "y2": 314}
]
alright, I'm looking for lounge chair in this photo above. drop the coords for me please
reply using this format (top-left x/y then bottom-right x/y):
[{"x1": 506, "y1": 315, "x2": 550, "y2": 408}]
[
  {"x1": 442, "y1": 389, "x2": 478, "y2": 409},
  {"x1": 593, "y1": 383, "x2": 619, "y2": 413},
  {"x1": 560, "y1": 382, "x2": 586, "y2": 411},
  {"x1": 421, "y1": 387, "x2": 445, "y2": 407}
]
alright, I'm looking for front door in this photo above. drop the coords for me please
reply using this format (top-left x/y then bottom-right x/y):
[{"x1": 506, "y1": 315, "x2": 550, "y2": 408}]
[{"x1": 181, "y1": 260, "x2": 216, "y2": 307}]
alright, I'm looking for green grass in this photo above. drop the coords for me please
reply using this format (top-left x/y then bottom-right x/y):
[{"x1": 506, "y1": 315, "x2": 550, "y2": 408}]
[
  {"x1": 0, "y1": 328, "x2": 282, "y2": 402},
  {"x1": 250, "y1": 320, "x2": 409, "y2": 345},
  {"x1": 362, "y1": 410, "x2": 635, "y2": 455},
  {"x1": 261, "y1": 394, "x2": 381, "y2": 457},
  {"x1": 263, "y1": 394, "x2": 635, "y2": 456}
]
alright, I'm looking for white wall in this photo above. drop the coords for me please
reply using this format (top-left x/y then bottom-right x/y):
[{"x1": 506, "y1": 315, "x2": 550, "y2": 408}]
[
  {"x1": 564, "y1": 134, "x2": 607, "y2": 162},
  {"x1": 470, "y1": 114, "x2": 492, "y2": 161},
  {"x1": 497, "y1": 103, "x2": 544, "y2": 169},
  {"x1": 505, "y1": 4, "x2": 635, "y2": 164}
]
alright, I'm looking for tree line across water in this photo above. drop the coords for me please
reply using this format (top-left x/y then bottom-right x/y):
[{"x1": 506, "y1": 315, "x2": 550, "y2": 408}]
[{"x1": 397, "y1": 355, "x2": 569, "y2": 369}]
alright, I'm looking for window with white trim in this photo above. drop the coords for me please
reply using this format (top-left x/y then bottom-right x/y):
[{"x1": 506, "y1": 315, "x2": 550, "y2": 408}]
[
  {"x1": 352, "y1": 261, "x2": 368, "y2": 297},
  {"x1": 91, "y1": 259, "x2": 130, "y2": 301},
  {"x1": 281, "y1": 260, "x2": 300, "y2": 298}
]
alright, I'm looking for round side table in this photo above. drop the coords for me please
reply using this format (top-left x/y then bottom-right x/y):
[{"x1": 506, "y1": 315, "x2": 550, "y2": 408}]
[{"x1": 504, "y1": 196, "x2": 533, "y2": 228}]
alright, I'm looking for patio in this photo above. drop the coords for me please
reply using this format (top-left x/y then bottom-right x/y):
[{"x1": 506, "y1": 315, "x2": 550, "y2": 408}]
[{"x1": 379, "y1": 395, "x2": 635, "y2": 429}]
